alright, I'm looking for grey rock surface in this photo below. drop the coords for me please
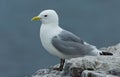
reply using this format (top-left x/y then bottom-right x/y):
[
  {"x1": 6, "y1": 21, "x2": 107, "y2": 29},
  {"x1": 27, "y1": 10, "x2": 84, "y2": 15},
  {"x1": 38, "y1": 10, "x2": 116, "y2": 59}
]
[
  {"x1": 81, "y1": 70, "x2": 106, "y2": 77},
  {"x1": 32, "y1": 43, "x2": 120, "y2": 77}
]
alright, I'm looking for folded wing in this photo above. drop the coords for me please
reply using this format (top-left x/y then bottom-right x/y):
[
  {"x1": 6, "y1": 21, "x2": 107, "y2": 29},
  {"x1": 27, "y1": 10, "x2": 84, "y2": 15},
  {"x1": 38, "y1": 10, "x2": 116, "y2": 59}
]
[{"x1": 52, "y1": 30, "x2": 96, "y2": 56}]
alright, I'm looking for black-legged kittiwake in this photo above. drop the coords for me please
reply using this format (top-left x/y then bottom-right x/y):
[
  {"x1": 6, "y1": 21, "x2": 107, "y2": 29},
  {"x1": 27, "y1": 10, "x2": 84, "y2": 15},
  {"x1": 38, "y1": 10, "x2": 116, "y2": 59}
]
[{"x1": 31, "y1": 9, "x2": 113, "y2": 71}]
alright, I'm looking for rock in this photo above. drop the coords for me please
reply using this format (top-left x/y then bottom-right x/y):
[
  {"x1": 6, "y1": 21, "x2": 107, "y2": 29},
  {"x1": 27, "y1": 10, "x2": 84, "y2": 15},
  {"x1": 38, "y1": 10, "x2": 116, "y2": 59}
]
[
  {"x1": 107, "y1": 75, "x2": 119, "y2": 77},
  {"x1": 100, "y1": 43, "x2": 120, "y2": 56},
  {"x1": 108, "y1": 68, "x2": 120, "y2": 76},
  {"x1": 32, "y1": 43, "x2": 120, "y2": 77},
  {"x1": 81, "y1": 70, "x2": 106, "y2": 77}
]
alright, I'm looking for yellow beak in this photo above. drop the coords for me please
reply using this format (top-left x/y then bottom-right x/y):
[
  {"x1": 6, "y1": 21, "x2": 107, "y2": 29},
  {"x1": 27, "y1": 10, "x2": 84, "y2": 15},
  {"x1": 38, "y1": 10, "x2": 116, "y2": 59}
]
[{"x1": 31, "y1": 16, "x2": 41, "y2": 21}]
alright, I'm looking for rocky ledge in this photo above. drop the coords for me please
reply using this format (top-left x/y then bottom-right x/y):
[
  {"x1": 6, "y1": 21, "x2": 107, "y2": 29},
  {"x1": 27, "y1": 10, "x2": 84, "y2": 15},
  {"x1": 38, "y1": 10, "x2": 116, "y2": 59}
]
[{"x1": 32, "y1": 43, "x2": 120, "y2": 77}]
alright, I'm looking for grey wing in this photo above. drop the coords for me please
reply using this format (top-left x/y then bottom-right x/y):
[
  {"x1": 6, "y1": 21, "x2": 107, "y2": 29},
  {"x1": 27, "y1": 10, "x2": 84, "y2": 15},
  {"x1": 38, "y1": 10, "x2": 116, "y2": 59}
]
[{"x1": 52, "y1": 30, "x2": 94, "y2": 56}]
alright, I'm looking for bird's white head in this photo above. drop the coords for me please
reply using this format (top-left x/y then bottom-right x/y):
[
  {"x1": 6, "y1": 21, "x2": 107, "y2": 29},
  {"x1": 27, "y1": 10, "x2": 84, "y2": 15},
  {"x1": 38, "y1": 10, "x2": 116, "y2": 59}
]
[{"x1": 32, "y1": 9, "x2": 59, "y2": 24}]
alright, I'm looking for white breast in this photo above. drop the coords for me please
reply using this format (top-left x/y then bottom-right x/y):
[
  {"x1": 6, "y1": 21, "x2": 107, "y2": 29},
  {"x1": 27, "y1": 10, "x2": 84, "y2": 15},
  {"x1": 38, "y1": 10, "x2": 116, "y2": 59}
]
[{"x1": 40, "y1": 24, "x2": 66, "y2": 58}]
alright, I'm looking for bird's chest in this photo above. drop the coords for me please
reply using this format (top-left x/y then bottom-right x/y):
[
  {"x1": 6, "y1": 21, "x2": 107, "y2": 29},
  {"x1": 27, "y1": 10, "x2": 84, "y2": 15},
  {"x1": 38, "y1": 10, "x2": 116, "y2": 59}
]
[
  {"x1": 40, "y1": 25, "x2": 62, "y2": 56},
  {"x1": 40, "y1": 31, "x2": 53, "y2": 50},
  {"x1": 40, "y1": 26, "x2": 54, "y2": 47}
]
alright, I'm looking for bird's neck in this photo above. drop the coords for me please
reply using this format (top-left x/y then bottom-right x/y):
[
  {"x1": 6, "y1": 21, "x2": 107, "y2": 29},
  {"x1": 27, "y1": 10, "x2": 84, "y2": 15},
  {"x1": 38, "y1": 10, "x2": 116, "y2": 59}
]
[
  {"x1": 40, "y1": 23, "x2": 62, "y2": 34},
  {"x1": 42, "y1": 19, "x2": 59, "y2": 25},
  {"x1": 42, "y1": 22, "x2": 59, "y2": 26},
  {"x1": 41, "y1": 23, "x2": 62, "y2": 31},
  {"x1": 40, "y1": 23, "x2": 62, "y2": 41}
]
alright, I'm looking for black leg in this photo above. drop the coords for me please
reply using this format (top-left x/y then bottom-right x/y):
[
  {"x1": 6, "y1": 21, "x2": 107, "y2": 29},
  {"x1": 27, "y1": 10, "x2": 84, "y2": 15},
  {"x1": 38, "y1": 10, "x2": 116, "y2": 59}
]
[{"x1": 53, "y1": 59, "x2": 65, "y2": 71}]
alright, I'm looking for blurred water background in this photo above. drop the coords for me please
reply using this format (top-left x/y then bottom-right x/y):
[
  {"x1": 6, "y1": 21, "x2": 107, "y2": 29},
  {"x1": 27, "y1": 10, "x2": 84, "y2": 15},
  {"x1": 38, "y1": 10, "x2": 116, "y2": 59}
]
[{"x1": 0, "y1": 0, "x2": 120, "y2": 77}]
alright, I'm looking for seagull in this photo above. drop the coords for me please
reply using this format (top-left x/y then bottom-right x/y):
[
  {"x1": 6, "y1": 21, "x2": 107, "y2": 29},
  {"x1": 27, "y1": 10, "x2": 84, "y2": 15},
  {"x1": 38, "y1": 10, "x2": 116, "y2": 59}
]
[{"x1": 31, "y1": 9, "x2": 113, "y2": 71}]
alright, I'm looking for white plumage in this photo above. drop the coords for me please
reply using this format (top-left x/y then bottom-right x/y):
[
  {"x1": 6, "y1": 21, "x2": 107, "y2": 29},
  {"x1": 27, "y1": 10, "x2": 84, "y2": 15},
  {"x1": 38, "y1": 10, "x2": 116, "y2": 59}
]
[{"x1": 32, "y1": 9, "x2": 102, "y2": 59}]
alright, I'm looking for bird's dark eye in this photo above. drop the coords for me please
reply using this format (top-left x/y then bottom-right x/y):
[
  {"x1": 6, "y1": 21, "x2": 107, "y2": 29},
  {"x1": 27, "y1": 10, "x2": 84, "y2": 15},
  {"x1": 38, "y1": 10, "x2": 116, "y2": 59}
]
[{"x1": 44, "y1": 15, "x2": 48, "y2": 17}]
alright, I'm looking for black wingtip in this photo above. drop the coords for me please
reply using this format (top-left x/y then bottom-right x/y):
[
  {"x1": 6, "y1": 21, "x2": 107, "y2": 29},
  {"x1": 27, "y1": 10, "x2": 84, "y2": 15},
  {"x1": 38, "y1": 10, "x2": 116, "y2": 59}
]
[{"x1": 100, "y1": 52, "x2": 113, "y2": 55}]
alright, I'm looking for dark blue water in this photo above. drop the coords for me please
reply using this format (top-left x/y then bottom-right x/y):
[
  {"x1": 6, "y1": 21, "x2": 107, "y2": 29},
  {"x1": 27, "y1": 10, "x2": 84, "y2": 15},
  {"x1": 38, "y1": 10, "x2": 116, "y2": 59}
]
[{"x1": 0, "y1": 0, "x2": 120, "y2": 77}]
